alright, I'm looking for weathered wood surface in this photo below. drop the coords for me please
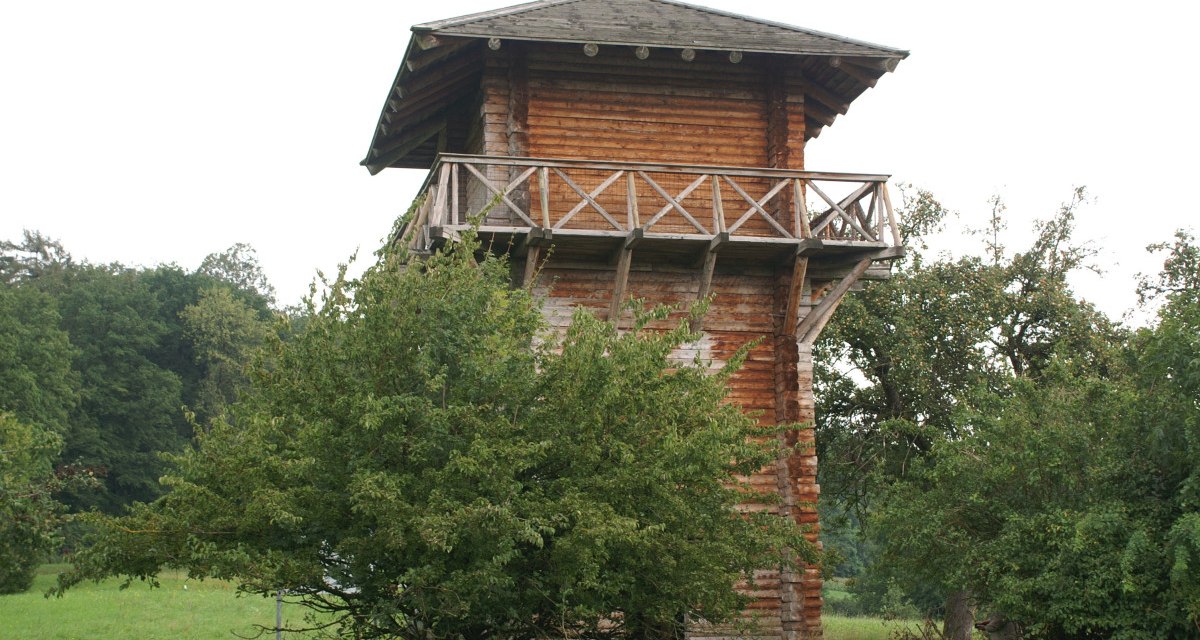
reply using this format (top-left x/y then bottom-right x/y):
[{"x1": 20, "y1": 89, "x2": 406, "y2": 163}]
[{"x1": 400, "y1": 154, "x2": 900, "y2": 257}]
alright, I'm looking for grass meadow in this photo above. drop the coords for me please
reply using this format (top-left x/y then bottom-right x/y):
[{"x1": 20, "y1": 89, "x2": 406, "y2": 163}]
[
  {"x1": 1, "y1": 565, "x2": 905, "y2": 639},
  {"x1": 0, "y1": 565, "x2": 314, "y2": 640}
]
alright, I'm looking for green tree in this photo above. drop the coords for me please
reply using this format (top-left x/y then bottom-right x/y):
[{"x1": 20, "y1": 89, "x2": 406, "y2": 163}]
[
  {"x1": 0, "y1": 284, "x2": 77, "y2": 436},
  {"x1": 51, "y1": 265, "x2": 186, "y2": 513},
  {"x1": 0, "y1": 413, "x2": 66, "y2": 593},
  {"x1": 196, "y1": 242, "x2": 277, "y2": 308},
  {"x1": 1132, "y1": 230, "x2": 1200, "y2": 632},
  {"x1": 815, "y1": 190, "x2": 1120, "y2": 637},
  {"x1": 0, "y1": 229, "x2": 73, "y2": 284},
  {"x1": 180, "y1": 286, "x2": 273, "y2": 422},
  {"x1": 57, "y1": 236, "x2": 810, "y2": 640},
  {"x1": 842, "y1": 228, "x2": 1200, "y2": 638}
]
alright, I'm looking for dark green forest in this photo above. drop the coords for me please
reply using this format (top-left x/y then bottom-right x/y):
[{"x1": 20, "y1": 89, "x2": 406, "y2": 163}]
[
  {"x1": 1, "y1": 185, "x2": 1198, "y2": 638},
  {"x1": 0, "y1": 233, "x2": 279, "y2": 591}
]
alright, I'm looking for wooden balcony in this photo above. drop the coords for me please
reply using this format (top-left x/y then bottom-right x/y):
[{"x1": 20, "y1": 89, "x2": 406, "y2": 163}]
[{"x1": 396, "y1": 154, "x2": 902, "y2": 269}]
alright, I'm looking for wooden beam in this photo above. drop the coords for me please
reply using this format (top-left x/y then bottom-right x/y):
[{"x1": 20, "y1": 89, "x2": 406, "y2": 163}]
[
  {"x1": 405, "y1": 38, "x2": 475, "y2": 73},
  {"x1": 782, "y1": 255, "x2": 810, "y2": 338},
  {"x1": 830, "y1": 59, "x2": 879, "y2": 88},
  {"x1": 373, "y1": 117, "x2": 447, "y2": 159},
  {"x1": 690, "y1": 247, "x2": 719, "y2": 332},
  {"x1": 433, "y1": 154, "x2": 890, "y2": 183},
  {"x1": 624, "y1": 227, "x2": 646, "y2": 250},
  {"x1": 609, "y1": 246, "x2": 633, "y2": 323},
  {"x1": 804, "y1": 100, "x2": 838, "y2": 128},
  {"x1": 766, "y1": 61, "x2": 791, "y2": 170},
  {"x1": 795, "y1": 258, "x2": 872, "y2": 342},
  {"x1": 521, "y1": 245, "x2": 542, "y2": 288},
  {"x1": 369, "y1": 120, "x2": 446, "y2": 173},
  {"x1": 609, "y1": 228, "x2": 645, "y2": 265},
  {"x1": 801, "y1": 80, "x2": 852, "y2": 116},
  {"x1": 538, "y1": 167, "x2": 551, "y2": 227},
  {"x1": 627, "y1": 171, "x2": 641, "y2": 228},
  {"x1": 842, "y1": 56, "x2": 902, "y2": 73},
  {"x1": 882, "y1": 183, "x2": 902, "y2": 247},
  {"x1": 415, "y1": 34, "x2": 441, "y2": 50},
  {"x1": 506, "y1": 43, "x2": 529, "y2": 158}
]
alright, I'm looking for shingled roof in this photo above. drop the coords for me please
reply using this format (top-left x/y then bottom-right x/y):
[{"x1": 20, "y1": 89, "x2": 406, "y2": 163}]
[
  {"x1": 414, "y1": 0, "x2": 907, "y2": 58},
  {"x1": 363, "y1": 0, "x2": 907, "y2": 173}
]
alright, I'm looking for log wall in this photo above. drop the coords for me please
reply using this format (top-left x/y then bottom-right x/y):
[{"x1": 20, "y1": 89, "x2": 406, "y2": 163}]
[{"x1": 484, "y1": 43, "x2": 823, "y2": 640}]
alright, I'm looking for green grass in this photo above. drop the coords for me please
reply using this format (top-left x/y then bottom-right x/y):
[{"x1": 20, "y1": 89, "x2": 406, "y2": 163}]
[
  {"x1": 823, "y1": 614, "x2": 904, "y2": 640},
  {"x1": 0, "y1": 565, "x2": 317, "y2": 639},
  {"x1": 4, "y1": 565, "x2": 911, "y2": 640}
]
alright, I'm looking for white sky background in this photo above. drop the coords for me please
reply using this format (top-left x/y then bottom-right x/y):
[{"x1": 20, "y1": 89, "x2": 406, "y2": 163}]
[{"x1": 2, "y1": 0, "x2": 1196, "y2": 322}]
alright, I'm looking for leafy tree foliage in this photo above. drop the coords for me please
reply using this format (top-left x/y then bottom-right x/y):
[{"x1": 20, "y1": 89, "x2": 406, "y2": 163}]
[
  {"x1": 0, "y1": 413, "x2": 66, "y2": 593},
  {"x1": 0, "y1": 230, "x2": 74, "y2": 284},
  {"x1": 818, "y1": 186, "x2": 1200, "y2": 636},
  {"x1": 180, "y1": 287, "x2": 274, "y2": 422},
  {"x1": 0, "y1": 284, "x2": 77, "y2": 436},
  {"x1": 1, "y1": 233, "x2": 281, "y2": 515},
  {"x1": 50, "y1": 264, "x2": 187, "y2": 513},
  {"x1": 197, "y1": 242, "x2": 277, "y2": 307},
  {"x1": 57, "y1": 236, "x2": 810, "y2": 640},
  {"x1": 815, "y1": 190, "x2": 1123, "y2": 636}
]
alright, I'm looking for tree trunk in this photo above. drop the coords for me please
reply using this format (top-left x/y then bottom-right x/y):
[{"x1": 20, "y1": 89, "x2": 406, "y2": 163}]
[{"x1": 943, "y1": 589, "x2": 974, "y2": 640}]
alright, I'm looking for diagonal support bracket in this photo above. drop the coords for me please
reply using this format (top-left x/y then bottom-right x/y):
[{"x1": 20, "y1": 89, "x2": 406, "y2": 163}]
[{"x1": 794, "y1": 258, "x2": 872, "y2": 343}]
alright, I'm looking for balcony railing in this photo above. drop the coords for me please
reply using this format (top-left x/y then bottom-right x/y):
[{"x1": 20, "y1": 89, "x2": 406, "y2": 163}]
[{"x1": 398, "y1": 154, "x2": 901, "y2": 255}]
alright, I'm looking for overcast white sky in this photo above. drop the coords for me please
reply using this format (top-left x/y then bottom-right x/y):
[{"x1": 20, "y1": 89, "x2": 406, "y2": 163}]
[{"x1": 3, "y1": 1, "x2": 1196, "y2": 322}]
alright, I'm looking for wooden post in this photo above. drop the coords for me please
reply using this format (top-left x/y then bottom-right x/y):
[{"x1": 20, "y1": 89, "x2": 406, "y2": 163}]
[
  {"x1": 523, "y1": 244, "x2": 542, "y2": 288},
  {"x1": 450, "y1": 162, "x2": 459, "y2": 225},
  {"x1": 882, "y1": 183, "x2": 902, "y2": 247},
  {"x1": 609, "y1": 247, "x2": 633, "y2": 323},
  {"x1": 782, "y1": 255, "x2": 809, "y2": 338},
  {"x1": 539, "y1": 166, "x2": 551, "y2": 228},
  {"x1": 796, "y1": 179, "x2": 811, "y2": 239},
  {"x1": 627, "y1": 171, "x2": 640, "y2": 229},
  {"x1": 711, "y1": 175, "x2": 725, "y2": 233}
]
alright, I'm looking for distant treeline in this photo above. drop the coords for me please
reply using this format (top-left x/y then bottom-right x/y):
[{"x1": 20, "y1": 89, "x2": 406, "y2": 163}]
[{"x1": 1, "y1": 231, "x2": 282, "y2": 517}]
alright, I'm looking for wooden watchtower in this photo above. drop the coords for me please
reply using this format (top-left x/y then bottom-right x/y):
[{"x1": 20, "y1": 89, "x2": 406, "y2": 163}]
[{"x1": 362, "y1": 1, "x2": 907, "y2": 637}]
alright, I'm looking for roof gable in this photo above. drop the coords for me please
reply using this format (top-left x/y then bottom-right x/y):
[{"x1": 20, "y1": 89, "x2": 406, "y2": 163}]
[
  {"x1": 362, "y1": 0, "x2": 909, "y2": 173},
  {"x1": 416, "y1": 0, "x2": 907, "y2": 58}
]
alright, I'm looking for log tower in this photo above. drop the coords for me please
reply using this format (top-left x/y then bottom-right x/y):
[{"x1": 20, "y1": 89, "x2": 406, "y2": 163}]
[{"x1": 362, "y1": 1, "x2": 907, "y2": 637}]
